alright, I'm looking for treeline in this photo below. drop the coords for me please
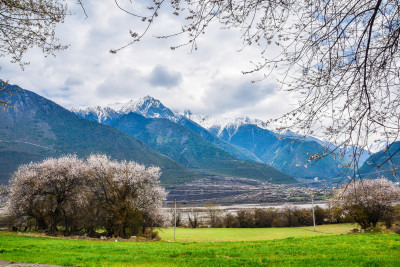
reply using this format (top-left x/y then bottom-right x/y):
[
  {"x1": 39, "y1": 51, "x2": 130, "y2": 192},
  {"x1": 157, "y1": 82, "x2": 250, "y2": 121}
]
[
  {"x1": 0, "y1": 155, "x2": 169, "y2": 239},
  {"x1": 173, "y1": 204, "x2": 350, "y2": 228},
  {"x1": 173, "y1": 176, "x2": 400, "y2": 230}
]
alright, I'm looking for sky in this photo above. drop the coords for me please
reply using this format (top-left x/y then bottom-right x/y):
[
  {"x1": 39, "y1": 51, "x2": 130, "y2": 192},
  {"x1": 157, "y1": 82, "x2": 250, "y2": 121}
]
[{"x1": 0, "y1": 0, "x2": 296, "y2": 120}]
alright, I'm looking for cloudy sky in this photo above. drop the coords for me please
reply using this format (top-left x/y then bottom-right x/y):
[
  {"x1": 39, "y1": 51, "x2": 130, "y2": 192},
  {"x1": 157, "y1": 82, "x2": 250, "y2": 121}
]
[{"x1": 0, "y1": 0, "x2": 296, "y2": 120}]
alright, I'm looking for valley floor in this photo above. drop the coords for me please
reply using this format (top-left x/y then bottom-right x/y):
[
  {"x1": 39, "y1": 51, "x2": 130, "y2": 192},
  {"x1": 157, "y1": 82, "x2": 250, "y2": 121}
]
[{"x1": 1, "y1": 225, "x2": 400, "y2": 266}]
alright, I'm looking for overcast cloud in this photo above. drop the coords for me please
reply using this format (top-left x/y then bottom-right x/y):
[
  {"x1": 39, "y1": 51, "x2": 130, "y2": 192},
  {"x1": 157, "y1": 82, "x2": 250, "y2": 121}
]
[{"x1": 0, "y1": 0, "x2": 295, "y2": 120}]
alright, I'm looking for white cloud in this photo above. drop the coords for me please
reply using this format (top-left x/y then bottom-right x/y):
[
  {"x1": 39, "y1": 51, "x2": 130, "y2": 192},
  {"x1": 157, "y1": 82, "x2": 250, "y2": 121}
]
[{"x1": 0, "y1": 0, "x2": 295, "y2": 120}]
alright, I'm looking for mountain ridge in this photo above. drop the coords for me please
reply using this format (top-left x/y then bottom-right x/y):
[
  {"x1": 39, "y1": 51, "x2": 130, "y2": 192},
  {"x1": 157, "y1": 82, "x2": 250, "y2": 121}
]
[{"x1": 0, "y1": 85, "x2": 200, "y2": 185}]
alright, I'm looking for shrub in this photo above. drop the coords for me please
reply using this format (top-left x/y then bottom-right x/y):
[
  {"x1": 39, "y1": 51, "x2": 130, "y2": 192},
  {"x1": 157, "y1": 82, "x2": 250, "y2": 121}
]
[
  {"x1": 223, "y1": 214, "x2": 240, "y2": 228},
  {"x1": 237, "y1": 210, "x2": 255, "y2": 228},
  {"x1": 254, "y1": 209, "x2": 275, "y2": 227},
  {"x1": 392, "y1": 224, "x2": 400, "y2": 234}
]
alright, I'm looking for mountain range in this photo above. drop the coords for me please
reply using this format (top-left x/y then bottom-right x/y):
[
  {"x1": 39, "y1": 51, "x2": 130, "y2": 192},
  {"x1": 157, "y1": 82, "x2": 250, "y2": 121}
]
[
  {"x1": 0, "y1": 85, "x2": 203, "y2": 185},
  {"x1": 0, "y1": 84, "x2": 294, "y2": 185},
  {"x1": 2, "y1": 83, "x2": 397, "y2": 187},
  {"x1": 72, "y1": 97, "x2": 348, "y2": 180}
]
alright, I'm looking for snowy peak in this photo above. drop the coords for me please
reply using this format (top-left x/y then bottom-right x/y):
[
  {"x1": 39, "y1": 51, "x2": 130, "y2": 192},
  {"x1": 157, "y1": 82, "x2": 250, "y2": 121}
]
[
  {"x1": 184, "y1": 113, "x2": 264, "y2": 132},
  {"x1": 124, "y1": 96, "x2": 175, "y2": 120},
  {"x1": 71, "y1": 96, "x2": 176, "y2": 123},
  {"x1": 369, "y1": 140, "x2": 389, "y2": 153},
  {"x1": 70, "y1": 106, "x2": 119, "y2": 123}
]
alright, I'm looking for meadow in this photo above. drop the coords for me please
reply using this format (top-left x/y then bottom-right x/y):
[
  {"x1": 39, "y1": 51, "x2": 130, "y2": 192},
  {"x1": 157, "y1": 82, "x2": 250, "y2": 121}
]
[
  {"x1": 1, "y1": 225, "x2": 400, "y2": 266},
  {"x1": 159, "y1": 224, "x2": 356, "y2": 242}
]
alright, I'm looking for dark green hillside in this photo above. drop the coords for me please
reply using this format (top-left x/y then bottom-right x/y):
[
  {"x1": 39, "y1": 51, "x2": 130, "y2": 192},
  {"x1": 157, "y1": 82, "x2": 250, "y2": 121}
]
[
  {"x1": 359, "y1": 141, "x2": 400, "y2": 180},
  {"x1": 216, "y1": 124, "x2": 344, "y2": 179},
  {"x1": 0, "y1": 85, "x2": 199, "y2": 185},
  {"x1": 110, "y1": 113, "x2": 296, "y2": 184}
]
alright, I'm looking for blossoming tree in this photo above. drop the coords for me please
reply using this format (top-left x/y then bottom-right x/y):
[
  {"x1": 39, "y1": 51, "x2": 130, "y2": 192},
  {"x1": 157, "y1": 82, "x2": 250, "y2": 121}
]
[{"x1": 330, "y1": 178, "x2": 400, "y2": 229}]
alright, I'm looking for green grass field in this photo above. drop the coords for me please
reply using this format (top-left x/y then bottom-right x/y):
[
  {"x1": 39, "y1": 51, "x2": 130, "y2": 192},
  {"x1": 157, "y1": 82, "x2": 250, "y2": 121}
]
[
  {"x1": 1, "y1": 225, "x2": 399, "y2": 266},
  {"x1": 159, "y1": 224, "x2": 356, "y2": 242}
]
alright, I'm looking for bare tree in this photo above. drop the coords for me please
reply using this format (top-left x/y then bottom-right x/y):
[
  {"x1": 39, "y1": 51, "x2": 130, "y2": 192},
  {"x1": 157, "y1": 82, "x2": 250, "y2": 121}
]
[
  {"x1": 204, "y1": 201, "x2": 221, "y2": 227},
  {"x1": 0, "y1": 0, "x2": 69, "y2": 68},
  {"x1": 0, "y1": 0, "x2": 71, "y2": 109},
  {"x1": 0, "y1": 81, "x2": 16, "y2": 109},
  {"x1": 111, "y1": 0, "x2": 400, "y2": 179},
  {"x1": 186, "y1": 207, "x2": 200, "y2": 228}
]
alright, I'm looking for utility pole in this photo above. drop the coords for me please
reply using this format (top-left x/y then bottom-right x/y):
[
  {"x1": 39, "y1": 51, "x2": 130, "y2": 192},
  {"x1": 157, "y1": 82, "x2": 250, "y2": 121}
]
[
  {"x1": 174, "y1": 199, "x2": 177, "y2": 242},
  {"x1": 311, "y1": 194, "x2": 316, "y2": 231}
]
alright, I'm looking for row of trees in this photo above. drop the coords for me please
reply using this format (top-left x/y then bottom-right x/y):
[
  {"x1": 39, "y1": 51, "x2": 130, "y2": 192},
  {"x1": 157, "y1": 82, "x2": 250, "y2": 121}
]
[
  {"x1": 3, "y1": 154, "x2": 169, "y2": 238},
  {"x1": 177, "y1": 205, "x2": 329, "y2": 229},
  {"x1": 172, "y1": 178, "x2": 400, "y2": 230}
]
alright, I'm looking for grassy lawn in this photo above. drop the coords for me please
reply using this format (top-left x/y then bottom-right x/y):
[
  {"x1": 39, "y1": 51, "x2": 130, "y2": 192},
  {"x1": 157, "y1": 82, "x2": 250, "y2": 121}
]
[
  {"x1": 1, "y1": 225, "x2": 399, "y2": 266},
  {"x1": 158, "y1": 224, "x2": 356, "y2": 242}
]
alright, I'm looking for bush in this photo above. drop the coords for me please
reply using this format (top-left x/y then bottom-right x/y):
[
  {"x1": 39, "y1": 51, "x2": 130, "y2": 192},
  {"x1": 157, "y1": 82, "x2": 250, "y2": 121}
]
[
  {"x1": 223, "y1": 214, "x2": 240, "y2": 228},
  {"x1": 254, "y1": 209, "x2": 275, "y2": 227},
  {"x1": 392, "y1": 224, "x2": 400, "y2": 234},
  {"x1": 237, "y1": 210, "x2": 255, "y2": 228}
]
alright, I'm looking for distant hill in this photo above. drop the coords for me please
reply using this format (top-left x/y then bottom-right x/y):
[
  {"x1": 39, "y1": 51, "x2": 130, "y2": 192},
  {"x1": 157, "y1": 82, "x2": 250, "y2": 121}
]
[
  {"x1": 0, "y1": 84, "x2": 200, "y2": 185},
  {"x1": 109, "y1": 112, "x2": 296, "y2": 184},
  {"x1": 359, "y1": 141, "x2": 400, "y2": 181}
]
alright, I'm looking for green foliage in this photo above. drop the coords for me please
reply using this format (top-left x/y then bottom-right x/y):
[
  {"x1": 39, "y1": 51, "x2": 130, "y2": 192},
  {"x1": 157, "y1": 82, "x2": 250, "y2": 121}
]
[{"x1": 1, "y1": 229, "x2": 400, "y2": 266}]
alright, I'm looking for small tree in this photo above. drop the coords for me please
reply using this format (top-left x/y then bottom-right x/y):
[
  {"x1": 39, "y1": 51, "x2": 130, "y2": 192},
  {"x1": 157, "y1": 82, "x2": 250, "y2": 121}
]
[
  {"x1": 204, "y1": 202, "x2": 222, "y2": 228},
  {"x1": 330, "y1": 178, "x2": 400, "y2": 229},
  {"x1": 254, "y1": 209, "x2": 275, "y2": 228},
  {"x1": 186, "y1": 208, "x2": 200, "y2": 228},
  {"x1": 237, "y1": 210, "x2": 255, "y2": 228}
]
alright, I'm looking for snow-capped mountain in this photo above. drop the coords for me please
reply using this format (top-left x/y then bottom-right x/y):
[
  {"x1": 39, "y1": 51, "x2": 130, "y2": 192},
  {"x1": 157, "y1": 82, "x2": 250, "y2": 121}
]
[
  {"x1": 368, "y1": 140, "x2": 389, "y2": 153},
  {"x1": 70, "y1": 106, "x2": 120, "y2": 123},
  {"x1": 70, "y1": 96, "x2": 176, "y2": 123},
  {"x1": 70, "y1": 96, "x2": 391, "y2": 178},
  {"x1": 184, "y1": 113, "x2": 264, "y2": 130},
  {"x1": 184, "y1": 113, "x2": 266, "y2": 136}
]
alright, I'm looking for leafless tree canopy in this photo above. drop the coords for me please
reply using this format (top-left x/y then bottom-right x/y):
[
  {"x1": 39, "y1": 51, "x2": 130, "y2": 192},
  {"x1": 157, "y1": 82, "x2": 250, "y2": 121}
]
[
  {"x1": 0, "y1": 0, "x2": 68, "y2": 68},
  {"x1": 114, "y1": 0, "x2": 400, "y2": 177}
]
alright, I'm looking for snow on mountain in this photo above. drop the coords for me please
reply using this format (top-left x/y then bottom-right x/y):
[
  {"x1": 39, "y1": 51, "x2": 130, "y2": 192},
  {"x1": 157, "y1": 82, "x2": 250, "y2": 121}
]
[
  {"x1": 368, "y1": 140, "x2": 389, "y2": 153},
  {"x1": 71, "y1": 96, "x2": 177, "y2": 123},
  {"x1": 71, "y1": 97, "x2": 389, "y2": 159},
  {"x1": 184, "y1": 113, "x2": 265, "y2": 136},
  {"x1": 70, "y1": 106, "x2": 119, "y2": 123}
]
